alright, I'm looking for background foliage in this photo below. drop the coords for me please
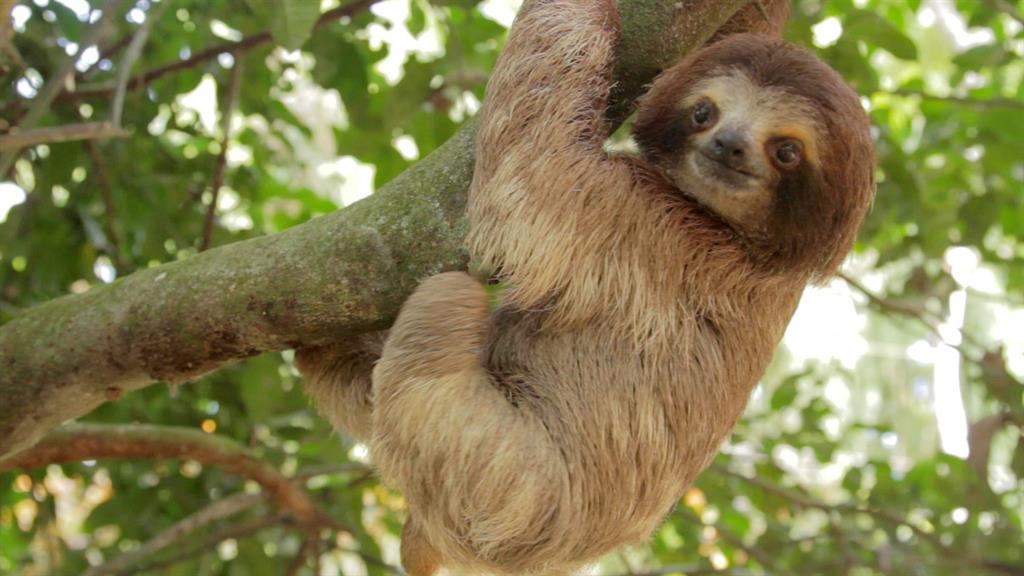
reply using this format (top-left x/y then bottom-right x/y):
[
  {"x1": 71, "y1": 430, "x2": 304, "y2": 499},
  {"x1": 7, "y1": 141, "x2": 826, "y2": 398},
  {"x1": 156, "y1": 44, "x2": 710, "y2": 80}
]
[{"x1": 1, "y1": 0, "x2": 1022, "y2": 574}]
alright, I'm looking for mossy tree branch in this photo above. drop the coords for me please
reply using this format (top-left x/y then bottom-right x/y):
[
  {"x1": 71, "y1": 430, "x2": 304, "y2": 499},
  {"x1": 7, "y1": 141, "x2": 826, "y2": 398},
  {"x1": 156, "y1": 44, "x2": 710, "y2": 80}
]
[
  {"x1": 0, "y1": 0, "x2": 781, "y2": 459},
  {"x1": 0, "y1": 423, "x2": 341, "y2": 528}
]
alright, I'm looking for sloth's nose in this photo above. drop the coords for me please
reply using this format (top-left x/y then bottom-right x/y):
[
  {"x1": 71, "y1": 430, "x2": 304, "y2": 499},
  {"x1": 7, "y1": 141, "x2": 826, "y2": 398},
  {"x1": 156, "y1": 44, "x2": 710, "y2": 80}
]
[{"x1": 708, "y1": 129, "x2": 749, "y2": 164}]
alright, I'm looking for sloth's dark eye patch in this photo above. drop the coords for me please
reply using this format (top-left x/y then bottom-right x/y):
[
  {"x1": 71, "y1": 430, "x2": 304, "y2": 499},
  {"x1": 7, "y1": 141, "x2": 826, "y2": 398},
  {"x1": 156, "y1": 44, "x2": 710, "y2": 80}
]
[
  {"x1": 769, "y1": 138, "x2": 803, "y2": 170},
  {"x1": 691, "y1": 99, "x2": 718, "y2": 130}
]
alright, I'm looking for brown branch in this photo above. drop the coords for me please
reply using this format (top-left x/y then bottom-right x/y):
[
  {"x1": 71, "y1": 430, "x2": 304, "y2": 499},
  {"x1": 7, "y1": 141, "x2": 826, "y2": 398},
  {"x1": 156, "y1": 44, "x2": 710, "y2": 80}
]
[
  {"x1": 840, "y1": 273, "x2": 1024, "y2": 416},
  {"x1": 889, "y1": 89, "x2": 1024, "y2": 110},
  {"x1": 111, "y1": 1, "x2": 169, "y2": 127},
  {"x1": 0, "y1": 121, "x2": 129, "y2": 151},
  {"x1": 715, "y1": 467, "x2": 1024, "y2": 575},
  {"x1": 710, "y1": 464, "x2": 947, "y2": 551},
  {"x1": 982, "y1": 0, "x2": 1024, "y2": 26},
  {"x1": 0, "y1": 423, "x2": 326, "y2": 527},
  {"x1": 66, "y1": 0, "x2": 382, "y2": 100},
  {"x1": 83, "y1": 493, "x2": 265, "y2": 576},
  {"x1": 200, "y1": 58, "x2": 243, "y2": 252},
  {"x1": 0, "y1": 0, "x2": 23, "y2": 70},
  {"x1": 286, "y1": 534, "x2": 322, "y2": 576},
  {"x1": 0, "y1": 0, "x2": 122, "y2": 174},
  {"x1": 620, "y1": 566, "x2": 763, "y2": 576},
  {"x1": 131, "y1": 512, "x2": 291, "y2": 574},
  {"x1": 94, "y1": 34, "x2": 134, "y2": 70},
  {"x1": 85, "y1": 139, "x2": 127, "y2": 270},
  {"x1": 838, "y1": 272, "x2": 986, "y2": 354},
  {"x1": 676, "y1": 508, "x2": 790, "y2": 576},
  {"x1": 294, "y1": 462, "x2": 372, "y2": 481},
  {"x1": 967, "y1": 413, "x2": 1014, "y2": 482}
]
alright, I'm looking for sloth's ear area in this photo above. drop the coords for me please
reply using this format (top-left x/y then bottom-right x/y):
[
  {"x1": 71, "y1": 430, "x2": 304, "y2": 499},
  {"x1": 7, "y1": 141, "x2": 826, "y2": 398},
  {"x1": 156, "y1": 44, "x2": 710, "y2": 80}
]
[{"x1": 633, "y1": 107, "x2": 689, "y2": 164}]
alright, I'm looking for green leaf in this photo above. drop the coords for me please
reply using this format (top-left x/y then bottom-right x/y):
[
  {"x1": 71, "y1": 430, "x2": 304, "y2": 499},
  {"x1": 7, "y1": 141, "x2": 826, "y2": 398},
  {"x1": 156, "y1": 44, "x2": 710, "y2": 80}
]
[
  {"x1": 268, "y1": 0, "x2": 321, "y2": 50},
  {"x1": 408, "y1": 0, "x2": 428, "y2": 35},
  {"x1": 952, "y1": 44, "x2": 1013, "y2": 69},
  {"x1": 843, "y1": 10, "x2": 918, "y2": 60},
  {"x1": 770, "y1": 382, "x2": 798, "y2": 410},
  {"x1": 47, "y1": 3, "x2": 82, "y2": 43}
]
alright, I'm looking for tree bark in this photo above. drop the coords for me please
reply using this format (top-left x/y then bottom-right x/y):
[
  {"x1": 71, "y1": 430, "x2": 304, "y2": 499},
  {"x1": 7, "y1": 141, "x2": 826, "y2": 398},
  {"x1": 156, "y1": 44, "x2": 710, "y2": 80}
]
[{"x1": 0, "y1": 0, "x2": 778, "y2": 459}]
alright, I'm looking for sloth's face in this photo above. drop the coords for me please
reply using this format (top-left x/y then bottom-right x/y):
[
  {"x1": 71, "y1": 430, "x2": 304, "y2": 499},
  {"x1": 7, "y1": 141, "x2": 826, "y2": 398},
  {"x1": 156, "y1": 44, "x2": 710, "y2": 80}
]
[
  {"x1": 633, "y1": 34, "x2": 875, "y2": 277},
  {"x1": 638, "y1": 71, "x2": 824, "y2": 238}
]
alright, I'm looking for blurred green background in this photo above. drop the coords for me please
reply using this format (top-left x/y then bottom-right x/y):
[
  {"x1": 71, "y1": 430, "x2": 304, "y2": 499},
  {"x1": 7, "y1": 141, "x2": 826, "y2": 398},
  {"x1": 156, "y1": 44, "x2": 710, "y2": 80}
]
[{"x1": 0, "y1": 0, "x2": 1022, "y2": 574}]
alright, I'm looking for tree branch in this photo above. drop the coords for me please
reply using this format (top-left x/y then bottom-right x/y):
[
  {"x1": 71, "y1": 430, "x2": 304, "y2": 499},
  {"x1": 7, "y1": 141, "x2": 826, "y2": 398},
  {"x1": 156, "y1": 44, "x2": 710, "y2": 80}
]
[
  {"x1": 0, "y1": 0, "x2": 121, "y2": 175},
  {"x1": 710, "y1": 464, "x2": 946, "y2": 551},
  {"x1": 0, "y1": 121, "x2": 129, "y2": 151},
  {"x1": 85, "y1": 139, "x2": 127, "y2": 270},
  {"x1": 889, "y1": 88, "x2": 1024, "y2": 111},
  {"x1": 83, "y1": 492, "x2": 265, "y2": 576},
  {"x1": 838, "y1": 272, "x2": 986, "y2": 353},
  {"x1": 130, "y1": 511, "x2": 292, "y2": 574},
  {"x1": 0, "y1": 423, "x2": 330, "y2": 527},
  {"x1": 200, "y1": 58, "x2": 243, "y2": 252},
  {"x1": 110, "y1": 1, "x2": 169, "y2": 127},
  {"x1": 676, "y1": 508, "x2": 791, "y2": 576},
  {"x1": 0, "y1": 0, "x2": 784, "y2": 459},
  {"x1": 982, "y1": 0, "x2": 1024, "y2": 26},
  {"x1": 66, "y1": 0, "x2": 382, "y2": 100}
]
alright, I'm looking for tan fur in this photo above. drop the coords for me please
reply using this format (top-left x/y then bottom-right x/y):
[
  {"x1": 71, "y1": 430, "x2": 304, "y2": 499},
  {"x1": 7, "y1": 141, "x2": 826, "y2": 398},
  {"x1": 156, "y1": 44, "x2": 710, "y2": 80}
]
[
  {"x1": 297, "y1": 0, "x2": 874, "y2": 574},
  {"x1": 295, "y1": 332, "x2": 385, "y2": 442}
]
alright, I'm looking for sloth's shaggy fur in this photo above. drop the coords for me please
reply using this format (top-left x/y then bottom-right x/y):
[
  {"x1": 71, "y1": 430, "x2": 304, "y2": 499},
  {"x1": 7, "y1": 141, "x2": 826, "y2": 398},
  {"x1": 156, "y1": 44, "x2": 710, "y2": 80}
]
[{"x1": 298, "y1": 0, "x2": 873, "y2": 573}]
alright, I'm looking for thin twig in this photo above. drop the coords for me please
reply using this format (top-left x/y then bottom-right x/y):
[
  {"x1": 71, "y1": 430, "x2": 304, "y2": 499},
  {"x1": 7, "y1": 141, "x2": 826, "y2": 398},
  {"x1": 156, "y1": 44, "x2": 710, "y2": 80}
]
[
  {"x1": 889, "y1": 89, "x2": 1024, "y2": 111},
  {"x1": 83, "y1": 493, "x2": 264, "y2": 576},
  {"x1": 710, "y1": 464, "x2": 946, "y2": 551},
  {"x1": 200, "y1": 58, "x2": 243, "y2": 251},
  {"x1": 838, "y1": 272, "x2": 986, "y2": 354},
  {"x1": 294, "y1": 462, "x2": 372, "y2": 481},
  {"x1": 0, "y1": 121, "x2": 128, "y2": 151},
  {"x1": 0, "y1": 0, "x2": 24, "y2": 70},
  {"x1": 66, "y1": 0, "x2": 381, "y2": 100},
  {"x1": 286, "y1": 533, "x2": 321, "y2": 576},
  {"x1": 982, "y1": 0, "x2": 1024, "y2": 26},
  {"x1": 131, "y1": 512, "x2": 291, "y2": 574},
  {"x1": 111, "y1": 1, "x2": 170, "y2": 127},
  {"x1": 617, "y1": 565, "x2": 763, "y2": 576},
  {"x1": 85, "y1": 139, "x2": 126, "y2": 270},
  {"x1": 676, "y1": 507, "x2": 791, "y2": 576},
  {"x1": 0, "y1": 0, "x2": 122, "y2": 175}
]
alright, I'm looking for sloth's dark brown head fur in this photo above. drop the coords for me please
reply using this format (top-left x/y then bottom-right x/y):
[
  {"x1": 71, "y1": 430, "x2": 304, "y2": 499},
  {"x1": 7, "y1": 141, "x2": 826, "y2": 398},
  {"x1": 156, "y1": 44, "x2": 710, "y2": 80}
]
[
  {"x1": 633, "y1": 34, "x2": 875, "y2": 281},
  {"x1": 710, "y1": 0, "x2": 790, "y2": 42}
]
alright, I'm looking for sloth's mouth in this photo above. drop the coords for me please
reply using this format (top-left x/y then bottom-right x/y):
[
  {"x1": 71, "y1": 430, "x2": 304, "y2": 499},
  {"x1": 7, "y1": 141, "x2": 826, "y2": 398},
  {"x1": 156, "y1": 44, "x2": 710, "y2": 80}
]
[
  {"x1": 695, "y1": 151, "x2": 758, "y2": 186},
  {"x1": 699, "y1": 151, "x2": 756, "y2": 178}
]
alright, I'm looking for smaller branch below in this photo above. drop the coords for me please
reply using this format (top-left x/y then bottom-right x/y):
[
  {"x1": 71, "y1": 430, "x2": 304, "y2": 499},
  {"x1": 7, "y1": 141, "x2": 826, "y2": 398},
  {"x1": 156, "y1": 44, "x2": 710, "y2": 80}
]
[
  {"x1": 838, "y1": 272, "x2": 985, "y2": 354},
  {"x1": 0, "y1": 122, "x2": 129, "y2": 151},
  {"x1": 888, "y1": 89, "x2": 1024, "y2": 110},
  {"x1": 982, "y1": 0, "x2": 1024, "y2": 26},
  {"x1": 0, "y1": 423, "x2": 327, "y2": 528},
  {"x1": 132, "y1": 512, "x2": 291, "y2": 574},
  {"x1": 83, "y1": 492, "x2": 264, "y2": 576}
]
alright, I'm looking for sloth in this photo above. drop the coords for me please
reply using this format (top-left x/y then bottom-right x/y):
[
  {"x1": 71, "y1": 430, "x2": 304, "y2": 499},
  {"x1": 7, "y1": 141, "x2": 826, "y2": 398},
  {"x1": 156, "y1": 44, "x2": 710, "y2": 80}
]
[{"x1": 297, "y1": 0, "x2": 874, "y2": 574}]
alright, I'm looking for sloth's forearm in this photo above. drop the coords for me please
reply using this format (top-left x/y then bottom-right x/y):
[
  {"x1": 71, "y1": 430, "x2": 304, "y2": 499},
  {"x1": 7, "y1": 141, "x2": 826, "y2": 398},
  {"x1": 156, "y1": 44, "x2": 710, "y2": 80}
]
[{"x1": 473, "y1": 0, "x2": 619, "y2": 175}]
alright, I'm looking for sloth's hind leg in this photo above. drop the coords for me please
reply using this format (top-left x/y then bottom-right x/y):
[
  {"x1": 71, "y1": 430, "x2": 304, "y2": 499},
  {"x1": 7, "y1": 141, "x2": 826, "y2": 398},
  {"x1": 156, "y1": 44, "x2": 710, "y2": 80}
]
[
  {"x1": 295, "y1": 332, "x2": 386, "y2": 442},
  {"x1": 372, "y1": 272, "x2": 572, "y2": 574}
]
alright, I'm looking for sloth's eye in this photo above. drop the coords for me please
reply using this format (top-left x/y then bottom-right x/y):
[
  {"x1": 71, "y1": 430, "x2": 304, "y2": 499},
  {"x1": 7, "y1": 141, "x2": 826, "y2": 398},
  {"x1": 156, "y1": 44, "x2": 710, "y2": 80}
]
[
  {"x1": 691, "y1": 100, "x2": 718, "y2": 130},
  {"x1": 771, "y1": 139, "x2": 803, "y2": 169}
]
